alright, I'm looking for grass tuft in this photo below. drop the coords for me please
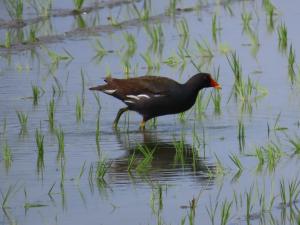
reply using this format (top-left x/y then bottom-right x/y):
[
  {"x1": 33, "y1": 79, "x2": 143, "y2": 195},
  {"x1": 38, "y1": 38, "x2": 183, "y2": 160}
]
[
  {"x1": 16, "y1": 111, "x2": 28, "y2": 134},
  {"x1": 47, "y1": 99, "x2": 55, "y2": 130}
]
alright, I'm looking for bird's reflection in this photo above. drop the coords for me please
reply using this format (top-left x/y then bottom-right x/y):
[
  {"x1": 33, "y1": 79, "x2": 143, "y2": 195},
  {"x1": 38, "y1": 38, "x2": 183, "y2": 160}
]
[{"x1": 107, "y1": 130, "x2": 216, "y2": 186}]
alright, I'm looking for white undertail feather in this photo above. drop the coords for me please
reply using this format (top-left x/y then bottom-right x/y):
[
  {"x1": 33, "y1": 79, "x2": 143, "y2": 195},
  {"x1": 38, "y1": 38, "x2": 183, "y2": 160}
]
[
  {"x1": 124, "y1": 100, "x2": 134, "y2": 104},
  {"x1": 104, "y1": 89, "x2": 116, "y2": 94},
  {"x1": 126, "y1": 95, "x2": 140, "y2": 100},
  {"x1": 137, "y1": 94, "x2": 150, "y2": 99}
]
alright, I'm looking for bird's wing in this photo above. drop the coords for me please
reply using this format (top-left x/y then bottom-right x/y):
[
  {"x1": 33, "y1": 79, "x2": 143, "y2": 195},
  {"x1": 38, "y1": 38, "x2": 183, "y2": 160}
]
[{"x1": 106, "y1": 76, "x2": 180, "y2": 99}]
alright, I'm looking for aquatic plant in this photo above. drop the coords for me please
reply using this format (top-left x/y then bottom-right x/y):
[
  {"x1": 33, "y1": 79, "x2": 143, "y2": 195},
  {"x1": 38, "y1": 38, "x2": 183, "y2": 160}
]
[
  {"x1": 241, "y1": 12, "x2": 252, "y2": 29},
  {"x1": 31, "y1": 85, "x2": 41, "y2": 105},
  {"x1": 277, "y1": 23, "x2": 287, "y2": 50},
  {"x1": 220, "y1": 199, "x2": 232, "y2": 225},
  {"x1": 93, "y1": 39, "x2": 107, "y2": 61},
  {"x1": 238, "y1": 120, "x2": 245, "y2": 151},
  {"x1": 229, "y1": 154, "x2": 243, "y2": 171},
  {"x1": 2, "y1": 141, "x2": 12, "y2": 170},
  {"x1": 47, "y1": 99, "x2": 55, "y2": 130},
  {"x1": 95, "y1": 159, "x2": 110, "y2": 180},
  {"x1": 56, "y1": 127, "x2": 65, "y2": 161},
  {"x1": 16, "y1": 111, "x2": 28, "y2": 134},
  {"x1": 288, "y1": 44, "x2": 296, "y2": 83},
  {"x1": 73, "y1": 0, "x2": 84, "y2": 13},
  {"x1": 195, "y1": 40, "x2": 214, "y2": 58},
  {"x1": 1, "y1": 185, "x2": 15, "y2": 209},
  {"x1": 35, "y1": 128, "x2": 44, "y2": 172},
  {"x1": 76, "y1": 96, "x2": 83, "y2": 122},
  {"x1": 135, "y1": 144, "x2": 155, "y2": 172},
  {"x1": 4, "y1": 0, "x2": 23, "y2": 20},
  {"x1": 212, "y1": 13, "x2": 217, "y2": 43},
  {"x1": 5, "y1": 32, "x2": 11, "y2": 48},
  {"x1": 177, "y1": 18, "x2": 189, "y2": 37},
  {"x1": 288, "y1": 135, "x2": 300, "y2": 154}
]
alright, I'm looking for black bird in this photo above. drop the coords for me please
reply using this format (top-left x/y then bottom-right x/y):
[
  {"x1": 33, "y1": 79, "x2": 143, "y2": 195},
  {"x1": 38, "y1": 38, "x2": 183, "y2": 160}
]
[{"x1": 89, "y1": 72, "x2": 221, "y2": 129}]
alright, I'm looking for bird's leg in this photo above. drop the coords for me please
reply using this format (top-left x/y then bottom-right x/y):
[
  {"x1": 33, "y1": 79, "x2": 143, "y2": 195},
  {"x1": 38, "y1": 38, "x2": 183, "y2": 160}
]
[
  {"x1": 139, "y1": 119, "x2": 146, "y2": 130},
  {"x1": 113, "y1": 107, "x2": 128, "y2": 128},
  {"x1": 139, "y1": 116, "x2": 149, "y2": 130}
]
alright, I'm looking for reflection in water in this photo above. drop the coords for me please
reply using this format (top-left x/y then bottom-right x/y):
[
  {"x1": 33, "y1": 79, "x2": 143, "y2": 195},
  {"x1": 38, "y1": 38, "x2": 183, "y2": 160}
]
[{"x1": 107, "y1": 131, "x2": 216, "y2": 187}]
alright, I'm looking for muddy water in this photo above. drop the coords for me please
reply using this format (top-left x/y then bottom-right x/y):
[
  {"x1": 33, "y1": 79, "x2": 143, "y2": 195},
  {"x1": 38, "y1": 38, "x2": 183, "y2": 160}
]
[{"x1": 1, "y1": 0, "x2": 300, "y2": 224}]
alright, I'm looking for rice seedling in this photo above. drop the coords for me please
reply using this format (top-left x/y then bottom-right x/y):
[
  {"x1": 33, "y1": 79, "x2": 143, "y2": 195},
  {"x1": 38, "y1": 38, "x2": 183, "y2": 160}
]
[
  {"x1": 1, "y1": 184, "x2": 15, "y2": 209},
  {"x1": 56, "y1": 127, "x2": 65, "y2": 161},
  {"x1": 32, "y1": 85, "x2": 41, "y2": 105},
  {"x1": 214, "y1": 154, "x2": 226, "y2": 176},
  {"x1": 5, "y1": 32, "x2": 11, "y2": 48},
  {"x1": 229, "y1": 154, "x2": 243, "y2": 171},
  {"x1": 127, "y1": 151, "x2": 136, "y2": 172},
  {"x1": 263, "y1": 142, "x2": 284, "y2": 171},
  {"x1": 73, "y1": 0, "x2": 84, "y2": 13},
  {"x1": 163, "y1": 54, "x2": 179, "y2": 68},
  {"x1": 173, "y1": 136, "x2": 186, "y2": 165},
  {"x1": 211, "y1": 68, "x2": 221, "y2": 114},
  {"x1": 35, "y1": 128, "x2": 44, "y2": 172},
  {"x1": 177, "y1": 18, "x2": 189, "y2": 37},
  {"x1": 123, "y1": 32, "x2": 137, "y2": 58},
  {"x1": 264, "y1": 0, "x2": 276, "y2": 31},
  {"x1": 206, "y1": 197, "x2": 219, "y2": 225},
  {"x1": 226, "y1": 52, "x2": 242, "y2": 95},
  {"x1": 135, "y1": 144, "x2": 155, "y2": 172},
  {"x1": 288, "y1": 179, "x2": 300, "y2": 207},
  {"x1": 47, "y1": 99, "x2": 55, "y2": 130},
  {"x1": 4, "y1": 0, "x2": 23, "y2": 20},
  {"x1": 195, "y1": 40, "x2": 214, "y2": 59},
  {"x1": 95, "y1": 159, "x2": 110, "y2": 181},
  {"x1": 238, "y1": 120, "x2": 245, "y2": 151},
  {"x1": 76, "y1": 96, "x2": 83, "y2": 122},
  {"x1": 28, "y1": 28, "x2": 38, "y2": 43},
  {"x1": 141, "y1": 52, "x2": 156, "y2": 70},
  {"x1": 277, "y1": 23, "x2": 288, "y2": 51},
  {"x1": 178, "y1": 112, "x2": 186, "y2": 122},
  {"x1": 212, "y1": 13, "x2": 217, "y2": 43},
  {"x1": 245, "y1": 189, "x2": 253, "y2": 223},
  {"x1": 46, "y1": 48, "x2": 73, "y2": 65},
  {"x1": 30, "y1": 0, "x2": 52, "y2": 17},
  {"x1": 51, "y1": 75, "x2": 64, "y2": 97},
  {"x1": 132, "y1": 2, "x2": 150, "y2": 21},
  {"x1": 95, "y1": 112, "x2": 101, "y2": 156},
  {"x1": 288, "y1": 135, "x2": 300, "y2": 154},
  {"x1": 2, "y1": 141, "x2": 12, "y2": 170},
  {"x1": 241, "y1": 12, "x2": 252, "y2": 29},
  {"x1": 288, "y1": 44, "x2": 296, "y2": 83},
  {"x1": 145, "y1": 24, "x2": 164, "y2": 54},
  {"x1": 16, "y1": 111, "x2": 28, "y2": 135},
  {"x1": 255, "y1": 147, "x2": 265, "y2": 171},
  {"x1": 166, "y1": 0, "x2": 177, "y2": 15},
  {"x1": 76, "y1": 161, "x2": 86, "y2": 184},
  {"x1": 93, "y1": 39, "x2": 107, "y2": 61},
  {"x1": 220, "y1": 199, "x2": 232, "y2": 225},
  {"x1": 195, "y1": 91, "x2": 209, "y2": 119}
]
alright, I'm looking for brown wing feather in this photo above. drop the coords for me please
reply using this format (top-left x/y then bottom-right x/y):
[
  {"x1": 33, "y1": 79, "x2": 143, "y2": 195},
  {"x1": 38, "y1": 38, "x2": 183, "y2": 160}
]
[{"x1": 106, "y1": 76, "x2": 181, "y2": 100}]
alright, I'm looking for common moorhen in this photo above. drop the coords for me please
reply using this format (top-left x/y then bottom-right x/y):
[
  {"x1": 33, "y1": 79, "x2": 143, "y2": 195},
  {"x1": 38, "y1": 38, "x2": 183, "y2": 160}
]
[{"x1": 89, "y1": 72, "x2": 221, "y2": 129}]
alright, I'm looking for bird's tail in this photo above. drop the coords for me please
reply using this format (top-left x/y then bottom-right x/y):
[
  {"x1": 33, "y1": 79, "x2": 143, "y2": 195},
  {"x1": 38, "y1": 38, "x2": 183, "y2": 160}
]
[{"x1": 89, "y1": 84, "x2": 106, "y2": 91}]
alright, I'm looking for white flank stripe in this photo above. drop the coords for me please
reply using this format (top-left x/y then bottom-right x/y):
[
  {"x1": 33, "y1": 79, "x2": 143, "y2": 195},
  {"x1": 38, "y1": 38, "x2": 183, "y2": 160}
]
[
  {"x1": 137, "y1": 94, "x2": 150, "y2": 99},
  {"x1": 124, "y1": 100, "x2": 134, "y2": 104},
  {"x1": 154, "y1": 94, "x2": 163, "y2": 97},
  {"x1": 126, "y1": 95, "x2": 140, "y2": 100},
  {"x1": 104, "y1": 89, "x2": 116, "y2": 94}
]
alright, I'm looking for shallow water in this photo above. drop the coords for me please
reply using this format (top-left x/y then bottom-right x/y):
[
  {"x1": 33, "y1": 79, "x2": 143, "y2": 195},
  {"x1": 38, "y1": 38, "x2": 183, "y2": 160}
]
[{"x1": 1, "y1": 0, "x2": 300, "y2": 224}]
